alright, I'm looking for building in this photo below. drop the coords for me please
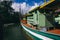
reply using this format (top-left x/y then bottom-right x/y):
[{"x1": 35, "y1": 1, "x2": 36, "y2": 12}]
[{"x1": 24, "y1": 0, "x2": 60, "y2": 30}]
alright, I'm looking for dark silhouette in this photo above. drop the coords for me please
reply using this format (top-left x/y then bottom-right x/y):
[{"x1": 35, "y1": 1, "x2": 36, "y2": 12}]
[{"x1": 0, "y1": 1, "x2": 27, "y2": 40}]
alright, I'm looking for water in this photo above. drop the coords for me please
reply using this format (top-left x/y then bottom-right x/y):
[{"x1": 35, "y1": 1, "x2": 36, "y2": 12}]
[{"x1": 3, "y1": 24, "x2": 27, "y2": 40}]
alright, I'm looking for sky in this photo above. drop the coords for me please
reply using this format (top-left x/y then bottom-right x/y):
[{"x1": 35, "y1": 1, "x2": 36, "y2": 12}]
[{"x1": 11, "y1": 0, "x2": 49, "y2": 14}]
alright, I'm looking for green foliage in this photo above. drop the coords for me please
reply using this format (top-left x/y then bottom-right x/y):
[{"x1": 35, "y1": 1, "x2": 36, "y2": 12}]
[{"x1": 0, "y1": 1, "x2": 20, "y2": 24}]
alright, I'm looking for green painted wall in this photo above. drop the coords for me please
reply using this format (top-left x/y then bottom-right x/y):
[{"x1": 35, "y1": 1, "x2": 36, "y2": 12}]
[
  {"x1": 55, "y1": 14, "x2": 60, "y2": 24},
  {"x1": 39, "y1": 13, "x2": 45, "y2": 27},
  {"x1": 46, "y1": 18, "x2": 53, "y2": 27},
  {"x1": 23, "y1": 18, "x2": 26, "y2": 20},
  {"x1": 27, "y1": 14, "x2": 33, "y2": 25},
  {"x1": 37, "y1": 11, "x2": 45, "y2": 27},
  {"x1": 33, "y1": 12, "x2": 37, "y2": 25},
  {"x1": 27, "y1": 10, "x2": 54, "y2": 28},
  {"x1": 37, "y1": 11, "x2": 53, "y2": 28}
]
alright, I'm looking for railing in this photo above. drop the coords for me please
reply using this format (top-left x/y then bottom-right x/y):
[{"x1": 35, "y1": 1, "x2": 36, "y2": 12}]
[{"x1": 21, "y1": 24, "x2": 60, "y2": 40}]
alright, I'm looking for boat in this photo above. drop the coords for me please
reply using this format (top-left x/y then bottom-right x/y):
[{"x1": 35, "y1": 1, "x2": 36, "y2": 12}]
[{"x1": 21, "y1": 0, "x2": 60, "y2": 40}]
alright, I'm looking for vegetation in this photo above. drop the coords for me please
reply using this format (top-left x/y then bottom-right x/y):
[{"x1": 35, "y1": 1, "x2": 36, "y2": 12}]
[{"x1": 0, "y1": 1, "x2": 21, "y2": 24}]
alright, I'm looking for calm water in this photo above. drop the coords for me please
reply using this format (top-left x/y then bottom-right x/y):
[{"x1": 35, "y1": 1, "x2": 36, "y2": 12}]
[{"x1": 3, "y1": 24, "x2": 27, "y2": 40}]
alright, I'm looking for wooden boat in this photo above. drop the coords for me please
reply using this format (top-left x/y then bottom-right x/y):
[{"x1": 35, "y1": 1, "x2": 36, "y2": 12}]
[{"x1": 21, "y1": 0, "x2": 60, "y2": 40}]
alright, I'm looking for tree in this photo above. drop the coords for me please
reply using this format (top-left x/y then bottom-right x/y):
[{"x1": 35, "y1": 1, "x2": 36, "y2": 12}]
[{"x1": 0, "y1": 1, "x2": 14, "y2": 24}]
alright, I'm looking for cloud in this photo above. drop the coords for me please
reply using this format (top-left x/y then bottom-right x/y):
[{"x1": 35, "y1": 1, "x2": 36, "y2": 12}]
[
  {"x1": 20, "y1": 2, "x2": 30, "y2": 14},
  {"x1": 29, "y1": 3, "x2": 39, "y2": 11},
  {"x1": 11, "y1": 3, "x2": 20, "y2": 12},
  {"x1": 11, "y1": 2, "x2": 43, "y2": 14},
  {"x1": 29, "y1": 1, "x2": 44, "y2": 11},
  {"x1": 11, "y1": 2, "x2": 31, "y2": 14}
]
